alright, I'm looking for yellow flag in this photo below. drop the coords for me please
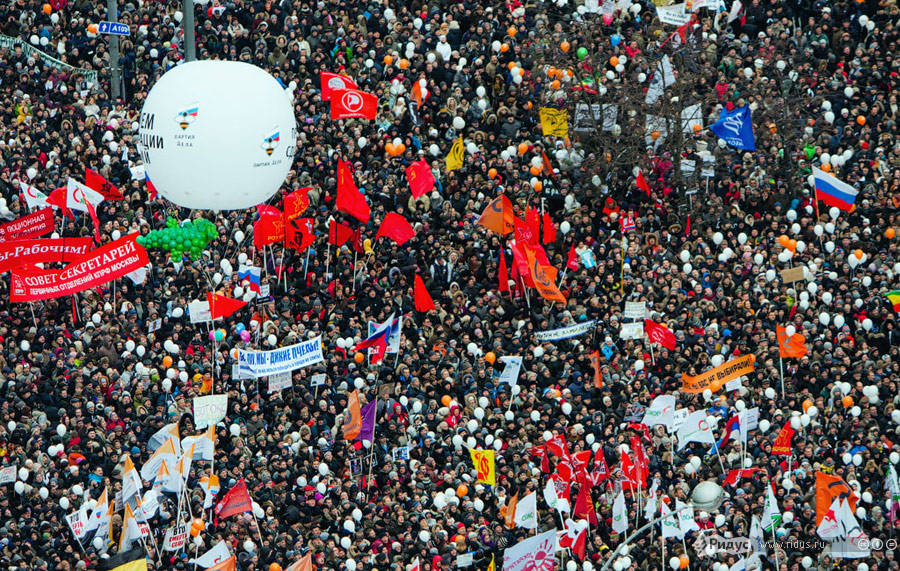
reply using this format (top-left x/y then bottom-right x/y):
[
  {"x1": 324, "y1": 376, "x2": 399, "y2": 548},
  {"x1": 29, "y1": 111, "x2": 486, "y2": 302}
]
[
  {"x1": 488, "y1": 554, "x2": 495, "y2": 571},
  {"x1": 445, "y1": 136, "x2": 464, "y2": 171},
  {"x1": 469, "y1": 448, "x2": 495, "y2": 486},
  {"x1": 539, "y1": 107, "x2": 569, "y2": 138}
]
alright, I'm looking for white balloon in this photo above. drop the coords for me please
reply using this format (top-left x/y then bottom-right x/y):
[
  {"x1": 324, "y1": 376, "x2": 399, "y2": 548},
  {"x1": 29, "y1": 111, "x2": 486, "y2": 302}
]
[
  {"x1": 139, "y1": 61, "x2": 296, "y2": 210},
  {"x1": 453, "y1": 117, "x2": 465, "y2": 130},
  {"x1": 60, "y1": 496, "x2": 70, "y2": 509}
]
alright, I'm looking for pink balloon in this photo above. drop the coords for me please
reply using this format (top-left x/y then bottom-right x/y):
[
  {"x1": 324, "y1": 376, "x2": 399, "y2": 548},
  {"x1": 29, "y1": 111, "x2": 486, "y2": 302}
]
[
  {"x1": 602, "y1": 13, "x2": 614, "y2": 25},
  {"x1": 240, "y1": 331, "x2": 251, "y2": 342},
  {"x1": 209, "y1": 331, "x2": 216, "y2": 341}
]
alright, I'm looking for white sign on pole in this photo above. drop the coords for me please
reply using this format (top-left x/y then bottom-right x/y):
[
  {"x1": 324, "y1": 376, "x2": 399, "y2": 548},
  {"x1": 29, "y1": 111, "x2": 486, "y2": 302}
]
[
  {"x1": 0, "y1": 465, "x2": 16, "y2": 484},
  {"x1": 268, "y1": 371, "x2": 293, "y2": 392},
  {"x1": 193, "y1": 395, "x2": 228, "y2": 429},
  {"x1": 624, "y1": 301, "x2": 647, "y2": 320},
  {"x1": 163, "y1": 524, "x2": 189, "y2": 551},
  {"x1": 498, "y1": 356, "x2": 523, "y2": 385},
  {"x1": 620, "y1": 322, "x2": 644, "y2": 340},
  {"x1": 310, "y1": 373, "x2": 327, "y2": 387},
  {"x1": 189, "y1": 299, "x2": 212, "y2": 323}
]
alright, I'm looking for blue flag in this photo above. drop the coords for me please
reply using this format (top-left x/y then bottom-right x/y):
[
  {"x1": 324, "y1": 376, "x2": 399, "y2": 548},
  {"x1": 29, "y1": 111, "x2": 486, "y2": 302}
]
[{"x1": 710, "y1": 106, "x2": 756, "y2": 151}]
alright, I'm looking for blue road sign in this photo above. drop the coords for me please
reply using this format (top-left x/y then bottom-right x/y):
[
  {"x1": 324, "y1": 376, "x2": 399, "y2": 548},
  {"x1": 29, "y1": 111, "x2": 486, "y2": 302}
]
[{"x1": 98, "y1": 21, "x2": 130, "y2": 36}]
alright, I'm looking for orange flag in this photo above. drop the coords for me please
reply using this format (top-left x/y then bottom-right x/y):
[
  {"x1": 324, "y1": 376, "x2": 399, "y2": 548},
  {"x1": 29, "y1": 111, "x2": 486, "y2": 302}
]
[
  {"x1": 776, "y1": 325, "x2": 808, "y2": 359},
  {"x1": 815, "y1": 472, "x2": 857, "y2": 525},
  {"x1": 590, "y1": 350, "x2": 603, "y2": 388},
  {"x1": 285, "y1": 553, "x2": 313, "y2": 571},
  {"x1": 525, "y1": 246, "x2": 566, "y2": 303},
  {"x1": 342, "y1": 390, "x2": 362, "y2": 440},
  {"x1": 477, "y1": 195, "x2": 514, "y2": 235},
  {"x1": 504, "y1": 493, "x2": 518, "y2": 529},
  {"x1": 206, "y1": 556, "x2": 237, "y2": 571}
]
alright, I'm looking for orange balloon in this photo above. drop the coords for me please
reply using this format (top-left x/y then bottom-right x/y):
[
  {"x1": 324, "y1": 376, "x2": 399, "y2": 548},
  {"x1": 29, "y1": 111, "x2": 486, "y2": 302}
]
[
  {"x1": 508, "y1": 26, "x2": 517, "y2": 37},
  {"x1": 769, "y1": 123, "x2": 778, "y2": 134},
  {"x1": 384, "y1": 142, "x2": 395, "y2": 156},
  {"x1": 507, "y1": 61, "x2": 517, "y2": 71},
  {"x1": 488, "y1": 168, "x2": 498, "y2": 179},
  {"x1": 396, "y1": 143, "x2": 406, "y2": 155},
  {"x1": 87, "y1": 24, "x2": 98, "y2": 34},
  {"x1": 43, "y1": 3, "x2": 52, "y2": 14},
  {"x1": 787, "y1": 239, "x2": 797, "y2": 253},
  {"x1": 500, "y1": 43, "x2": 509, "y2": 53},
  {"x1": 709, "y1": 380, "x2": 722, "y2": 392},
  {"x1": 383, "y1": 55, "x2": 393, "y2": 66},
  {"x1": 484, "y1": 351, "x2": 496, "y2": 364},
  {"x1": 610, "y1": 56, "x2": 619, "y2": 67},
  {"x1": 885, "y1": 228, "x2": 896, "y2": 239},
  {"x1": 546, "y1": 66, "x2": 557, "y2": 78},
  {"x1": 692, "y1": 123, "x2": 702, "y2": 133},
  {"x1": 560, "y1": 41, "x2": 570, "y2": 53},
  {"x1": 551, "y1": 80, "x2": 561, "y2": 90},
  {"x1": 517, "y1": 142, "x2": 529, "y2": 155},
  {"x1": 441, "y1": 395, "x2": 452, "y2": 406},
  {"x1": 398, "y1": 59, "x2": 410, "y2": 70},
  {"x1": 854, "y1": 249, "x2": 864, "y2": 260},
  {"x1": 269, "y1": 565, "x2": 283, "y2": 571},
  {"x1": 679, "y1": 555, "x2": 689, "y2": 569},
  {"x1": 778, "y1": 234, "x2": 790, "y2": 247},
  {"x1": 650, "y1": 130, "x2": 661, "y2": 141},
  {"x1": 842, "y1": 395, "x2": 853, "y2": 408},
  {"x1": 533, "y1": 181, "x2": 543, "y2": 192},
  {"x1": 457, "y1": 484, "x2": 468, "y2": 497},
  {"x1": 517, "y1": 67, "x2": 525, "y2": 76},
  {"x1": 821, "y1": 163, "x2": 832, "y2": 172},
  {"x1": 802, "y1": 399, "x2": 813, "y2": 413},
  {"x1": 530, "y1": 165, "x2": 542, "y2": 176},
  {"x1": 856, "y1": 115, "x2": 866, "y2": 126},
  {"x1": 354, "y1": 352, "x2": 365, "y2": 364},
  {"x1": 162, "y1": 356, "x2": 173, "y2": 368}
]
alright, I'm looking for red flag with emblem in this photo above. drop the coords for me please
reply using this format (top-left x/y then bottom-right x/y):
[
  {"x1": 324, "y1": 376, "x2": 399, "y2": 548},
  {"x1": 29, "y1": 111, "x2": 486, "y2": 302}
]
[
  {"x1": 320, "y1": 71, "x2": 359, "y2": 101},
  {"x1": 330, "y1": 89, "x2": 378, "y2": 120},
  {"x1": 405, "y1": 159, "x2": 435, "y2": 199},
  {"x1": 336, "y1": 159, "x2": 370, "y2": 223},
  {"x1": 284, "y1": 187, "x2": 311, "y2": 221},
  {"x1": 644, "y1": 319, "x2": 677, "y2": 350},
  {"x1": 207, "y1": 292, "x2": 248, "y2": 320},
  {"x1": 573, "y1": 484, "x2": 598, "y2": 526},
  {"x1": 566, "y1": 245, "x2": 579, "y2": 271},
  {"x1": 85, "y1": 168, "x2": 123, "y2": 200},
  {"x1": 286, "y1": 218, "x2": 315, "y2": 252}
]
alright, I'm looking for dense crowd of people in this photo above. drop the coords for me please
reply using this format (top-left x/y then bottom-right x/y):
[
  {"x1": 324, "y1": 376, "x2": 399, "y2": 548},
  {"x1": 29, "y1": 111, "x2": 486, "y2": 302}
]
[{"x1": 1, "y1": 0, "x2": 900, "y2": 570}]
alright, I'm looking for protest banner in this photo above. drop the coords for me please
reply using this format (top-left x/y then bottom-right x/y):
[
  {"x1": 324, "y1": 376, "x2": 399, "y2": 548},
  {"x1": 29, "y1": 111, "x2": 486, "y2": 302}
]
[
  {"x1": 0, "y1": 237, "x2": 93, "y2": 273},
  {"x1": 237, "y1": 336, "x2": 324, "y2": 377},
  {"x1": 268, "y1": 371, "x2": 293, "y2": 392},
  {"x1": 9, "y1": 233, "x2": 149, "y2": 302},
  {"x1": 0, "y1": 465, "x2": 16, "y2": 484},
  {"x1": 163, "y1": 524, "x2": 189, "y2": 551},
  {"x1": 193, "y1": 395, "x2": 228, "y2": 429},
  {"x1": 534, "y1": 320, "x2": 596, "y2": 341},
  {"x1": 620, "y1": 322, "x2": 644, "y2": 340},
  {"x1": 498, "y1": 356, "x2": 523, "y2": 385},
  {"x1": 0, "y1": 208, "x2": 55, "y2": 242},
  {"x1": 623, "y1": 301, "x2": 647, "y2": 320},
  {"x1": 681, "y1": 354, "x2": 756, "y2": 393}
]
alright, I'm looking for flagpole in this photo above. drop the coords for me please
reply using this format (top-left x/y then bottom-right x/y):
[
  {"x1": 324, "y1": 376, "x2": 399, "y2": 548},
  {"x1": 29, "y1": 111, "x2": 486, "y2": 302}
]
[
  {"x1": 352, "y1": 249, "x2": 358, "y2": 293},
  {"x1": 29, "y1": 302, "x2": 38, "y2": 329},
  {"x1": 778, "y1": 354, "x2": 785, "y2": 400}
]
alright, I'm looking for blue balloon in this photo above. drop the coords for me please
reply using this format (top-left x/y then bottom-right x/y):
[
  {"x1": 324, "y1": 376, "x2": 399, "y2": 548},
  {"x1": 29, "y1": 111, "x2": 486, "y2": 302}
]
[
  {"x1": 235, "y1": 323, "x2": 246, "y2": 333},
  {"x1": 635, "y1": 15, "x2": 641, "y2": 23},
  {"x1": 611, "y1": 34, "x2": 622, "y2": 47}
]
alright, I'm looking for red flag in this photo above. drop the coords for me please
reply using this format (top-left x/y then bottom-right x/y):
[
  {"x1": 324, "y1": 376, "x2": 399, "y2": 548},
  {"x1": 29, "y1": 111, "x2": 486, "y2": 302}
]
[
  {"x1": 590, "y1": 448, "x2": 609, "y2": 486},
  {"x1": 84, "y1": 198, "x2": 101, "y2": 243},
  {"x1": 635, "y1": 169, "x2": 651, "y2": 196},
  {"x1": 542, "y1": 212, "x2": 556, "y2": 244},
  {"x1": 253, "y1": 212, "x2": 285, "y2": 249},
  {"x1": 85, "y1": 168, "x2": 123, "y2": 200},
  {"x1": 320, "y1": 71, "x2": 359, "y2": 101},
  {"x1": 589, "y1": 350, "x2": 602, "y2": 388},
  {"x1": 413, "y1": 273, "x2": 435, "y2": 312},
  {"x1": 375, "y1": 212, "x2": 415, "y2": 245},
  {"x1": 772, "y1": 422, "x2": 794, "y2": 456},
  {"x1": 145, "y1": 174, "x2": 157, "y2": 201},
  {"x1": 350, "y1": 228, "x2": 364, "y2": 254},
  {"x1": 46, "y1": 186, "x2": 71, "y2": 219},
  {"x1": 573, "y1": 484, "x2": 598, "y2": 526},
  {"x1": 560, "y1": 520, "x2": 587, "y2": 560},
  {"x1": 336, "y1": 159, "x2": 370, "y2": 223},
  {"x1": 330, "y1": 89, "x2": 378, "y2": 120},
  {"x1": 405, "y1": 159, "x2": 435, "y2": 199},
  {"x1": 256, "y1": 204, "x2": 281, "y2": 217},
  {"x1": 723, "y1": 467, "x2": 766, "y2": 487},
  {"x1": 286, "y1": 217, "x2": 315, "y2": 252},
  {"x1": 566, "y1": 245, "x2": 579, "y2": 271},
  {"x1": 644, "y1": 319, "x2": 676, "y2": 350},
  {"x1": 214, "y1": 478, "x2": 252, "y2": 524},
  {"x1": 284, "y1": 187, "x2": 311, "y2": 221},
  {"x1": 514, "y1": 216, "x2": 537, "y2": 245},
  {"x1": 530, "y1": 445, "x2": 550, "y2": 473},
  {"x1": 545, "y1": 434, "x2": 570, "y2": 459},
  {"x1": 526, "y1": 206, "x2": 541, "y2": 240},
  {"x1": 328, "y1": 220, "x2": 354, "y2": 247},
  {"x1": 498, "y1": 249, "x2": 509, "y2": 293},
  {"x1": 685, "y1": 215, "x2": 691, "y2": 236},
  {"x1": 207, "y1": 292, "x2": 247, "y2": 320}
]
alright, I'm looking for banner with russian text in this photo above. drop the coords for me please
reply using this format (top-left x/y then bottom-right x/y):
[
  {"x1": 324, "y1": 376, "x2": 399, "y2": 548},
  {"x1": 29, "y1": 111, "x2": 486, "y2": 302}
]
[
  {"x1": 0, "y1": 208, "x2": 54, "y2": 241},
  {"x1": 0, "y1": 237, "x2": 93, "y2": 273},
  {"x1": 9, "y1": 233, "x2": 149, "y2": 302},
  {"x1": 237, "y1": 336, "x2": 324, "y2": 378},
  {"x1": 681, "y1": 354, "x2": 755, "y2": 393}
]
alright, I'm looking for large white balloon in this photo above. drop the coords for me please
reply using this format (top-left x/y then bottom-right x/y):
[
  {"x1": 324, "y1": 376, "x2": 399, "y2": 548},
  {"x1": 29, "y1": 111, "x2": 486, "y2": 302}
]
[{"x1": 139, "y1": 61, "x2": 296, "y2": 210}]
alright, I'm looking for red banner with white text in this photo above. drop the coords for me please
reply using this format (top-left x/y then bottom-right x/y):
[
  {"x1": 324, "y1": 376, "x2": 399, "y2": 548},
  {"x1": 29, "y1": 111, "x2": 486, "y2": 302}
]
[
  {"x1": 10, "y1": 234, "x2": 149, "y2": 302},
  {"x1": 0, "y1": 237, "x2": 93, "y2": 273},
  {"x1": 0, "y1": 208, "x2": 55, "y2": 242}
]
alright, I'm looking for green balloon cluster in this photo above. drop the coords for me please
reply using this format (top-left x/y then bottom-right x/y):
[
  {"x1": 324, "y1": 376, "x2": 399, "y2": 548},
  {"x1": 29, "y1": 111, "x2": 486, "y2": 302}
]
[
  {"x1": 136, "y1": 217, "x2": 219, "y2": 259},
  {"x1": 576, "y1": 46, "x2": 588, "y2": 60}
]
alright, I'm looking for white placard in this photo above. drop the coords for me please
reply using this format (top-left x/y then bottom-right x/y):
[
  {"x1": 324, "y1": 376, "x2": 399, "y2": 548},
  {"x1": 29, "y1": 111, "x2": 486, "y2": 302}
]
[
  {"x1": 624, "y1": 301, "x2": 647, "y2": 320},
  {"x1": 189, "y1": 299, "x2": 212, "y2": 323},
  {"x1": 498, "y1": 356, "x2": 523, "y2": 386},
  {"x1": 311, "y1": 373, "x2": 327, "y2": 387},
  {"x1": 147, "y1": 318, "x2": 162, "y2": 333},
  {"x1": 534, "y1": 320, "x2": 596, "y2": 341},
  {"x1": 163, "y1": 524, "x2": 189, "y2": 551},
  {"x1": 620, "y1": 322, "x2": 645, "y2": 340},
  {"x1": 0, "y1": 465, "x2": 16, "y2": 484},
  {"x1": 193, "y1": 395, "x2": 228, "y2": 429},
  {"x1": 657, "y1": 3, "x2": 691, "y2": 25},
  {"x1": 259, "y1": 284, "x2": 270, "y2": 297},
  {"x1": 268, "y1": 371, "x2": 293, "y2": 392}
]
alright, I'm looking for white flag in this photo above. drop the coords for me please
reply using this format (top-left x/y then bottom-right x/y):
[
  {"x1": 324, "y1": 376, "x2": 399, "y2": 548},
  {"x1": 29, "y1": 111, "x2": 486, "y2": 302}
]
[
  {"x1": 515, "y1": 491, "x2": 538, "y2": 529},
  {"x1": 660, "y1": 501, "x2": 683, "y2": 539},
  {"x1": 503, "y1": 530, "x2": 557, "y2": 571},
  {"x1": 676, "y1": 410, "x2": 716, "y2": 450},
  {"x1": 181, "y1": 425, "x2": 215, "y2": 462},
  {"x1": 644, "y1": 479, "x2": 659, "y2": 521},
  {"x1": 148, "y1": 423, "x2": 181, "y2": 452},
  {"x1": 65, "y1": 178, "x2": 104, "y2": 212},
  {"x1": 642, "y1": 395, "x2": 676, "y2": 431},
  {"x1": 190, "y1": 540, "x2": 233, "y2": 567},
  {"x1": 761, "y1": 483, "x2": 781, "y2": 532},
  {"x1": 18, "y1": 180, "x2": 48, "y2": 209},
  {"x1": 816, "y1": 497, "x2": 842, "y2": 539},
  {"x1": 749, "y1": 515, "x2": 766, "y2": 556},
  {"x1": 832, "y1": 498, "x2": 870, "y2": 559},
  {"x1": 65, "y1": 507, "x2": 91, "y2": 541},
  {"x1": 676, "y1": 499, "x2": 700, "y2": 534},
  {"x1": 612, "y1": 490, "x2": 628, "y2": 535}
]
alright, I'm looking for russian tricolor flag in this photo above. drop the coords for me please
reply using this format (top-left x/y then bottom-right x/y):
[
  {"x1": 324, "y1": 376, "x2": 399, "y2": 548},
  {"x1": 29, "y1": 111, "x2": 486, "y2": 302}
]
[
  {"x1": 813, "y1": 167, "x2": 858, "y2": 211},
  {"x1": 237, "y1": 264, "x2": 262, "y2": 293}
]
